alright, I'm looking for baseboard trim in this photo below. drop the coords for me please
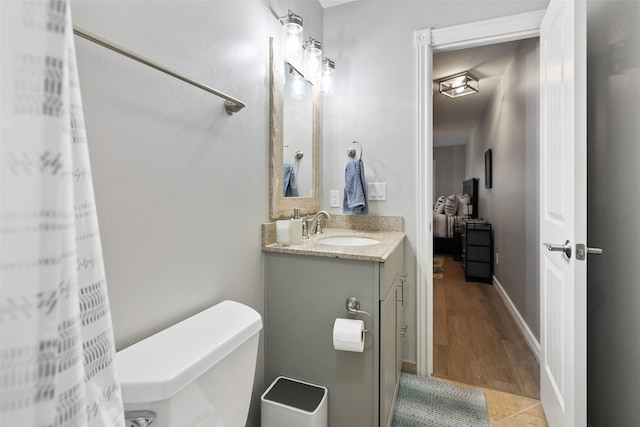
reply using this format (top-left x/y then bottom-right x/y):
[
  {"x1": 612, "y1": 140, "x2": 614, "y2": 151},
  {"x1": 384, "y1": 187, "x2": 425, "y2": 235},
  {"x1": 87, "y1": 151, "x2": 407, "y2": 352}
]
[
  {"x1": 402, "y1": 360, "x2": 418, "y2": 375},
  {"x1": 493, "y1": 276, "x2": 541, "y2": 363}
]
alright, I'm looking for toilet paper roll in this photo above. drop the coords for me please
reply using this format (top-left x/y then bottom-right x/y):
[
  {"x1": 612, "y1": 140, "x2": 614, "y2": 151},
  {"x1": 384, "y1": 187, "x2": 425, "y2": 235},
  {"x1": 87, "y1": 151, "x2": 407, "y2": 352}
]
[{"x1": 333, "y1": 318, "x2": 365, "y2": 352}]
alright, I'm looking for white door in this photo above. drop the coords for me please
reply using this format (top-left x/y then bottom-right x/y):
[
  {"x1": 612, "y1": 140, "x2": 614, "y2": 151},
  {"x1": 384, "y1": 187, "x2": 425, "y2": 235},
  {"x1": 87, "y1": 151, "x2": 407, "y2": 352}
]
[{"x1": 539, "y1": 0, "x2": 587, "y2": 426}]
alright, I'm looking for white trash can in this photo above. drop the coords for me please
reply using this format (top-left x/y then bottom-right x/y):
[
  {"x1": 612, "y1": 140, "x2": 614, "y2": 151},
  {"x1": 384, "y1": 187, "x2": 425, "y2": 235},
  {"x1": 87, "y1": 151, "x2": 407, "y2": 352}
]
[{"x1": 261, "y1": 376, "x2": 328, "y2": 427}]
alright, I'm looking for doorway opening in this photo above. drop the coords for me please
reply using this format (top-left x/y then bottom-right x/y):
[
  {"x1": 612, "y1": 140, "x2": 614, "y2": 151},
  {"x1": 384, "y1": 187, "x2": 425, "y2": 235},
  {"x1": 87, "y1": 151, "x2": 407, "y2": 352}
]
[
  {"x1": 413, "y1": 8, "x2": 546, "y2": 379},
  {"x1": 430, "y1": 38, "x2": 541, "y2": 398}
]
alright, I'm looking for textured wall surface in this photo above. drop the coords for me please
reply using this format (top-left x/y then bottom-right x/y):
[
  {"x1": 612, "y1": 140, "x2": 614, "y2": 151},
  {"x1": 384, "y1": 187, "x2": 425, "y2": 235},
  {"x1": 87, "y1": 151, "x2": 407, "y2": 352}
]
[
  {"x1": 465, "y1": 38, "x2": 540, "y2": 339},
  {"x1": 434, "y1": 145, "x2": 466, "y2": 203},
  {"x1": 69, "y1": 1, "x2": 322, "y2": 424},
  {"x1": 586, "y1": 1, "x2": 640, "y2": 425},
  {"x1": 323, "y1": 0, "x2": 549, "y2": 362}
]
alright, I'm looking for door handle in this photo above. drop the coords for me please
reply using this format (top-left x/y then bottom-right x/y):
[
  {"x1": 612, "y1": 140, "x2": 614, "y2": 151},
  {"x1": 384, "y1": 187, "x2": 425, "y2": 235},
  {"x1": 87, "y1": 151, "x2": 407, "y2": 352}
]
[
  {"x1": 576, "y1": 243, "x2": 603, "y2": 260},
  {"x1": 543, "y1": 240, "x2": 572, "y2": 259}
]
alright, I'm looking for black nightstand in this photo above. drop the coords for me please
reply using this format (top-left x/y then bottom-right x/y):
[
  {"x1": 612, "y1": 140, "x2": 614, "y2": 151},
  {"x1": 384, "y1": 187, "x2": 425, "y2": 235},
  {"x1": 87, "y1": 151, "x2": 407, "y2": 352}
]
[
  {"x1": 453, "y1": 217, "x2": 464, "y2": 261},
  {"x1": 462, "y1": 222, "x2": 493, "y2": 283}
]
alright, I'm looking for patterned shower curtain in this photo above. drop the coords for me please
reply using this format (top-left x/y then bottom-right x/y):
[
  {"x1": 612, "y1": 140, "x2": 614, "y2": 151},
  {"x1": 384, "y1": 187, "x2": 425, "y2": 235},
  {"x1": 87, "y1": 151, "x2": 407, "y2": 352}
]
[{"x1": 1, "y1": 1, "x2": 125, "y2": 426}]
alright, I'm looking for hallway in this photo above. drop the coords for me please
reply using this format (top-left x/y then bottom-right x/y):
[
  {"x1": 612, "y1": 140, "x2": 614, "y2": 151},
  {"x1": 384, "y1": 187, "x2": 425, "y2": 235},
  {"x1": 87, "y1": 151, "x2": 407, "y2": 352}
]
[{"x1": 433, "y1": 256, "x2": 540, "y2": 398}]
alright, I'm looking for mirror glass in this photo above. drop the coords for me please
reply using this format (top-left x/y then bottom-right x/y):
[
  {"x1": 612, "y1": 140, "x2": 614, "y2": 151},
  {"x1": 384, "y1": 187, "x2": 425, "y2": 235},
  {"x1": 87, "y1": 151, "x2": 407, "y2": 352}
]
[
  {"x1": 283, "y1": 63, "x2": 313, "y2": 197},
  {"x1": 269, "y1": 38, "x2": 319, "y2": 219}
]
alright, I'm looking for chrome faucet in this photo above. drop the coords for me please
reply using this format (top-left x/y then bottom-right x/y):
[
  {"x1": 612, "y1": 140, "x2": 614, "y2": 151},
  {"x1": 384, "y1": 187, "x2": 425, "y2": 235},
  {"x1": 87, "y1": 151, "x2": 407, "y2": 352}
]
[{"x1": 302, "y1": 211, "x2": 331, "y2": 239}]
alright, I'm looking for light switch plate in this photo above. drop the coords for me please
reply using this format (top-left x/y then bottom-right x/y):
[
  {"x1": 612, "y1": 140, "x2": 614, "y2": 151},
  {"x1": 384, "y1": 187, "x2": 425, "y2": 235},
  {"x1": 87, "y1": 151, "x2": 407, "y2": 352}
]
[
  {"x1": 329, "y1": 190, "x2": 340, "y2": 207},
  {"x1": 368, "y1": 183, "x2": 376, "y2": 199},
  {"x1": 368, "y1": 183, "x2": 386, "y2": 201}
]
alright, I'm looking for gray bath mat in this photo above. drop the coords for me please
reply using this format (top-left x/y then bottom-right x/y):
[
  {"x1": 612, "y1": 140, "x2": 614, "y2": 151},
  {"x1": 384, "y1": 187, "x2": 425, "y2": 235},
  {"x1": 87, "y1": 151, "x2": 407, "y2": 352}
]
[{"x1": 392, "y1": 373, "x2": 490, "y2": 427}]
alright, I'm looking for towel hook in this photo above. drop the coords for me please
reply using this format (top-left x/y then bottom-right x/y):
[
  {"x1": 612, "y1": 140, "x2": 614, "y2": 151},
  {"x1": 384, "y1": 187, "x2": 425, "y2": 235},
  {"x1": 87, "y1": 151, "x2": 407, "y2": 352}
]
[
  {"x1": 345, "y1": 297, "x2": 373, "y2": 333},
  {"x1": 346, "y1": 141, "x2": 363, "y2": 160}
]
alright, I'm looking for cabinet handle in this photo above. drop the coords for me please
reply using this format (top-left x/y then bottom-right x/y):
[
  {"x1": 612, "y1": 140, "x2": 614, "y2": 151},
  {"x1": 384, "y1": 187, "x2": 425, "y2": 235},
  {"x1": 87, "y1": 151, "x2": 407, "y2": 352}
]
[{"x1": 397, "y1": 275, "x2": 406, "y2": 305}]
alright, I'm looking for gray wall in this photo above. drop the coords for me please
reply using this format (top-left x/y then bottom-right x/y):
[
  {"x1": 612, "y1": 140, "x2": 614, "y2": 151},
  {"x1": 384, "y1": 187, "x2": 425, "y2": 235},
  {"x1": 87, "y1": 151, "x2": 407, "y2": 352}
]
[
  {"x1": 322, "y1": 0, "x2": 549, "y2": 364},
  {"x1": 434, "y1": 145, "x2": 466, "y2": 204},
  {"x1": 465, "y1": 38, "x2": 540, "y2": 339},
  {"x1": 69, "y1": 1, "x2": 323, "y2": 424},
  {"x1": 586, "y1": 1, "x2": 640, "y2": 425}
]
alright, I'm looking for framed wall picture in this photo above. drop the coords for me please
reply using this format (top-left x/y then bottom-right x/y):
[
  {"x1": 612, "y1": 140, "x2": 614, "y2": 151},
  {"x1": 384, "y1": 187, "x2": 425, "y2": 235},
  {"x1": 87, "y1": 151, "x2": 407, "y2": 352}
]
[{"x1": 485, "y1": 149, "x2": 492, "y2": 188}]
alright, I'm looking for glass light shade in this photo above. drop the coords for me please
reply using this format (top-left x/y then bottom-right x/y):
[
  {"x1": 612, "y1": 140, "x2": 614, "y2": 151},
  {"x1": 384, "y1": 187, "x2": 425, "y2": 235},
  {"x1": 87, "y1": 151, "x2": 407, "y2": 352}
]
[
  {"x1": 291, "y1": 71, "x2": 306, "y2": 99},
  {"x1": 320, "y1": 58, "x2": 335, "y2": 96},
  {"x1": 439, "y1": 72, "x2": 479, "y2": 98},
  {"x1": 303, "y1": 38, "x2": 322, "y2": 83},
  {"x1": 280, "y1": 11, "x2": 303, "y2": 64}
]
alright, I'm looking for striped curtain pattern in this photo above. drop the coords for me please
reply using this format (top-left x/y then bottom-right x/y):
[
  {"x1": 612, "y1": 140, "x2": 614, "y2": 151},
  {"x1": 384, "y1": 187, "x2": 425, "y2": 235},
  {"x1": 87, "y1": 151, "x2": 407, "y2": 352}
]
[{"x1": 1, "y1": 1, "x2": 124, "y2": 425}]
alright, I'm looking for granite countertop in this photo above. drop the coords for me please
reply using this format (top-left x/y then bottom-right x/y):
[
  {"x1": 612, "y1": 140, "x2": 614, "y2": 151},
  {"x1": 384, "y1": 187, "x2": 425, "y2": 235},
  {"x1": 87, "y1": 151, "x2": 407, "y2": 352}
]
[{"x1": 262, "y1": 228, "x2": 405, "y2": 262}]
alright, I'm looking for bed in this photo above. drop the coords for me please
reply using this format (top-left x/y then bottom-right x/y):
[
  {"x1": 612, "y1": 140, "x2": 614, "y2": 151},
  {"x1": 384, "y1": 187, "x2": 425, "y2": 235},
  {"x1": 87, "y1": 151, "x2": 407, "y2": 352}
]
[{"x1": 433, "y1": 178, "x2": 478, "y2": 255}]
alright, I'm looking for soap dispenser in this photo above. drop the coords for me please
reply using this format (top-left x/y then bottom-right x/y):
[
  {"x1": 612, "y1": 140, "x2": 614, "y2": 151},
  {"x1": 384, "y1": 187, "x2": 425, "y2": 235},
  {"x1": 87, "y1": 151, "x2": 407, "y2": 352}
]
[{"x1": 290, "y1": 208, "x2": 303, "y2": 245}]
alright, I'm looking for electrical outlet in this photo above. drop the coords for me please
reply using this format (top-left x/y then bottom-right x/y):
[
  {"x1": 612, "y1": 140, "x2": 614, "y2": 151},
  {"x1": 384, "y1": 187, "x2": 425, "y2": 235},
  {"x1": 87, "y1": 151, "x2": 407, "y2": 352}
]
[{"x1": 329, "y1": 190, "x2": 340, "y2": 207}]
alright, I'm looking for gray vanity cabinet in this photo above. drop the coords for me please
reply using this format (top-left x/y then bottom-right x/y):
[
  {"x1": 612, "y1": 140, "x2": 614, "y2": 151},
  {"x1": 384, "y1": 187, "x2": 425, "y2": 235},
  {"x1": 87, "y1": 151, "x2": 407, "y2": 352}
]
[
  {"x1": 379, "y1": 246, "x2": 405, "y2": 427},
  {"x1": 264, "y1": 242, "x2": 404, "y2": 427}
]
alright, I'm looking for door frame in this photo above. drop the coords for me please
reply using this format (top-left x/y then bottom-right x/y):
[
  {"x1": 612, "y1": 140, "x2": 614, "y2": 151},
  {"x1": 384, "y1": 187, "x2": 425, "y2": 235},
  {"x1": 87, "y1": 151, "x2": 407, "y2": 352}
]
[{"x1": 414, "y1": 9, "x2": 546, "y2": 377}]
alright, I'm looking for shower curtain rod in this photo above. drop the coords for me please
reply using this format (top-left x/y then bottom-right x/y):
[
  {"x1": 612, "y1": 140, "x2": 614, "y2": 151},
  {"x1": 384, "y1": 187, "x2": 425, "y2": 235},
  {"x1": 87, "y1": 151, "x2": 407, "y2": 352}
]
[{"x1": 72, "y1": 26, "x2": 246, "y2": 115}]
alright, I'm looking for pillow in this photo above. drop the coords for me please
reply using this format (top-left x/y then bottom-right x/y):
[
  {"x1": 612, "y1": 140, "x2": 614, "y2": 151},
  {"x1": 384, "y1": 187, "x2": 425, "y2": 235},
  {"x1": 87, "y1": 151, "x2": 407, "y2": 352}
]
[
  {"x1": 434, "y1": 196, "x2": 446, "y2": 213},
  {"x1": 444, "y1": 194, "x2": 457, "y2": 216},
  {"x1": 457, "y1": 194, "x2": 471, "y2": 217}
]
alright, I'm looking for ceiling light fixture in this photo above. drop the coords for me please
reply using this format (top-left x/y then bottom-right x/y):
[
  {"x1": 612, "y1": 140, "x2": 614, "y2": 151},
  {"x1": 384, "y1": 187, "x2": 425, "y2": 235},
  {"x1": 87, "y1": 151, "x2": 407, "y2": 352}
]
[{"x1": 439, "y1": 72, "x2": 479, "y2": 98}]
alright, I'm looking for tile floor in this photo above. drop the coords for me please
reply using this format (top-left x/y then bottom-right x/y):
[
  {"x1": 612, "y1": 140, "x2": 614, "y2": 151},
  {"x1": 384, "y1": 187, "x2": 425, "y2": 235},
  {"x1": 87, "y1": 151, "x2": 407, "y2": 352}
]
[{"x1": 436, "y1": 378, "x2": 549, "y2": 426}]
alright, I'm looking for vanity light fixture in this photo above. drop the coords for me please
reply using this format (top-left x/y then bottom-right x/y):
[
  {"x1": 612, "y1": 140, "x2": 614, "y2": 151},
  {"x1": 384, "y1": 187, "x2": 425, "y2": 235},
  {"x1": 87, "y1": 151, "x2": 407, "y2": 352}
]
[
  {"x1": 289, "y1": 66, "x2": 306, "y2": 99},
  {"x1": 303, "y1": 37, "x2": 322, "y2": 83},
  {"x1": 439, "y1": 72, "x2": 479, "y2": 98},
  {"x1": 278, "y1": 10, "x2": 336, "y2": 92},
  {"x1": 320, "y1": 58, "x2": 335, "y2": 96},
  {"x1": 279, "y1": 10, "x2": 303, "y2": 64}
]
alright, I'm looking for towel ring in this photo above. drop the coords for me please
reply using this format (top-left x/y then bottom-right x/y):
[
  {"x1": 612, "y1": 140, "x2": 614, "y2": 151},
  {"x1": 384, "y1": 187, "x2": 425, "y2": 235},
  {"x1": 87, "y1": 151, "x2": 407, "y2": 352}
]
[{"x1": 347, "y1": 141, "x2": 363, "y2": 160}]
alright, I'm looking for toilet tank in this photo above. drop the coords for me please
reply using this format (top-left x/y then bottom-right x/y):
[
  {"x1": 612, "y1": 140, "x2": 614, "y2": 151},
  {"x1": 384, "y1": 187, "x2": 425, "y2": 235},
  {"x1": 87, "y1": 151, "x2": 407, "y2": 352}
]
[{"x1": 116, "y1": 300, "x2": 262, "y2": 427}]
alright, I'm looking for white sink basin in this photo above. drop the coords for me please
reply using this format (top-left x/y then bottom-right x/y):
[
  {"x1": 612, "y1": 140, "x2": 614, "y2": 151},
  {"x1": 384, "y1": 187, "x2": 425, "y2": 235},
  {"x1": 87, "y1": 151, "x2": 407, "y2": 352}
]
[{"x1": 318, "y1": 236, "x2": 381, "y2": 247}]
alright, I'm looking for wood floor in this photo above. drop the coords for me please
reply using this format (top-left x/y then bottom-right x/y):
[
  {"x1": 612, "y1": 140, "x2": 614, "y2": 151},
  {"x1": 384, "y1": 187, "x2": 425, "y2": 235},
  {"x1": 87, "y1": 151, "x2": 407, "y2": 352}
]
[{"x1": 433, "y1": 256, "x2": 540, "y2": 399}]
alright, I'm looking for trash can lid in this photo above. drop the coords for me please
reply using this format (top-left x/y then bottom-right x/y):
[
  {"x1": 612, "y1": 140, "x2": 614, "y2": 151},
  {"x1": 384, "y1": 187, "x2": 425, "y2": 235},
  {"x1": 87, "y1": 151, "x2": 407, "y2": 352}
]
[{"x1": 263, "y1": 377, "x2": 326, "y2": 412}]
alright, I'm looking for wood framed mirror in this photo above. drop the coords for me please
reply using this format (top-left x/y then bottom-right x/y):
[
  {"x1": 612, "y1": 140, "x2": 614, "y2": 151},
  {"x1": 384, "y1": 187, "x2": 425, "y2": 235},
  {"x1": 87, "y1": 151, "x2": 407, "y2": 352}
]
[{"x1": 269, "y1": 37, "x2": 320, "y2": 219}]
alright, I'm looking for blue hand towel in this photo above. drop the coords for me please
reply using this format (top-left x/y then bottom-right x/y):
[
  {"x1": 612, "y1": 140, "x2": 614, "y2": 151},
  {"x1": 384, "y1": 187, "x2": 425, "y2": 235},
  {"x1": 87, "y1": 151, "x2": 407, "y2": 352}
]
[
  {"x1": 283, "y1": 163, "x2": 298, "y2": 197},
  {"x1": 343, "y1": 159, "x2": 368, "y2": 214}
]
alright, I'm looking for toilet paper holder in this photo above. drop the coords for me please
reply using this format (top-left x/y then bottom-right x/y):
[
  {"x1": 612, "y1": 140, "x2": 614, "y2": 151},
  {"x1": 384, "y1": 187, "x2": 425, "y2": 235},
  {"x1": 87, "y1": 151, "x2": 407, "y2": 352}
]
[{"x1": 346, "y1": 297, "x2": 374, "y2": 333}]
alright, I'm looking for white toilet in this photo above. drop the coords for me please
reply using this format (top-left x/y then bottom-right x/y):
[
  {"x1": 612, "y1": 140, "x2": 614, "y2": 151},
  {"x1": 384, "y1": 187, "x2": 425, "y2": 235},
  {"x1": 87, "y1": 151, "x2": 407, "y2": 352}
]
[{"x1": 116, "y1": 300, "x2": 262, "y2": 427}]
